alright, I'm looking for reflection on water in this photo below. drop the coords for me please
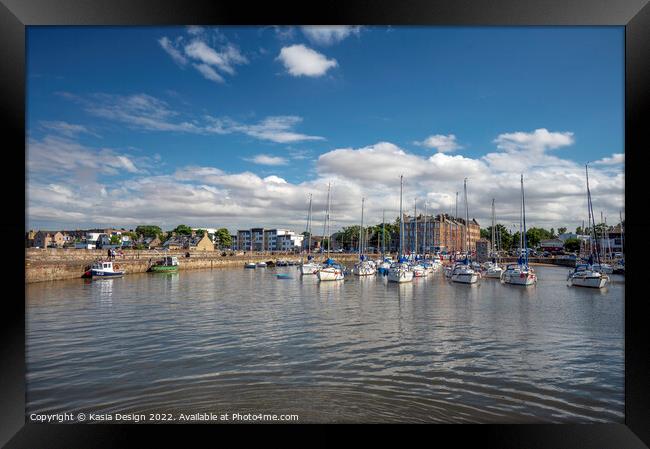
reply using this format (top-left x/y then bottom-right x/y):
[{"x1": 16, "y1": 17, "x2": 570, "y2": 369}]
[{"x1": 26, "y1": 266, "x2": 624, "y2": 423}]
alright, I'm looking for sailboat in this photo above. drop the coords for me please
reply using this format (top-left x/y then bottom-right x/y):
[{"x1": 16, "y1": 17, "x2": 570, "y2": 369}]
[
  {"x1": 317, "y1": 182, "x2": 345, "y2": 281},
  {"x1": 377, "y1": 209, "x2": 392, "y2": 275},
  {"x1": 502, "y1": 174, "x2": 537, "y2": 286},
  {"x1": 450, "y1": 178, "x2": 479, "y2": 284},
  {"x1": 483, "y1": 198, "x2": 504, "y2": 279},
  {"x1": 591, "y1": 211, "x2": 613, "y2": 274},
  {"x1": 568, "y1": 165, "x2": 609, "y2": 288},
  {"x1": 388, "y1": 175, "x2": 414, "y2": 283},
  {"x1": 410, "y1": 198, "x2": 428, "y2": 277},
  {"x1": 353, "y1": 197, "x2": 376, "y2": 276},
  {"x1": 300, "y1": 193, "x2": 320, "y2": 275},
  {"x1": 444, "y1": 192, "x2": 460, "y2": 278}
]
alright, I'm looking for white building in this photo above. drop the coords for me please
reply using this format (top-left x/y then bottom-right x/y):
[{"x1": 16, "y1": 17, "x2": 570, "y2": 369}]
[{"x1": 264, "y1": 229, "x2": 304, "y2": 252}]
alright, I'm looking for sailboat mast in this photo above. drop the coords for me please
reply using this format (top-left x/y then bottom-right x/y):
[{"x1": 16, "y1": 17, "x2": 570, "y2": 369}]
[
  {"x1": 455, "y1": 191, "x2": 459, "y2": 255},
  {"x1": 585, "y1": 164, "x2": 600, "y2": 265},
  {"x1": 399, "y1": 175, "x2": 404, "y2": 258},
  {"x1": 521, "y1": 174, "x2": 528, "y2": 266},
  {"x1": 414, "y1": 198, "x2": 417, "y2": 257},
  {"x1": 464, "y1": 179, "x2": 469, "y2": 255},
  {"x1": 359, "y1": 197, "x2": 365, "y2": 258},
  {"x1": 491, "y1": 198, "x2": 496, "y2": 255},
  {"x1": 382, "y1": 209, "x2": 385, "y2": 258},
  {"x1": 423, "y1": 201, "x2": 427, "y2": 257},
  {"x1": 307, "y1": 193, "x2": 312, "y2": 255},
  {"x1": 326, "y1": 182, "x2": 331, "y2": 257}
]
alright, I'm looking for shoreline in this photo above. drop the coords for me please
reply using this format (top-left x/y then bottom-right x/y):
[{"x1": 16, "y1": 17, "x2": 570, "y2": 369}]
[
  {"x1": 25, "y1": 249, "x2": 364, "y2": 283},
  {"x1": 25, "y1": 249, "x2": 579, "y2": 283}
]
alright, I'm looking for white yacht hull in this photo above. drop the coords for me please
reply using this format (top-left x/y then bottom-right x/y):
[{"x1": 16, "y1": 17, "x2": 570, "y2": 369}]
[
  {"x1": 317, "y1": 267, "x2": 344, "y2": 281},
  {"x1": 353, "y1": 263, "x2": 376, "y2": 276},
  {"x1": 387, "y1": 268, "x2": 414, "y2": 283},
  {"x1": 569, "y1": 274, "x2": 608, "y2": 288},
  {"x1": 300, "y1": 263, "x2": 319, "y2": 275},
  {"x1": 451, "y1": 272, "x2": 479, "y2": 284},
  {"x1": 502, "y1": 272, "x2": 536, "y2": 286},
  {"x1": 483, "y1": 267, "x2": 504, "y2": 279}
]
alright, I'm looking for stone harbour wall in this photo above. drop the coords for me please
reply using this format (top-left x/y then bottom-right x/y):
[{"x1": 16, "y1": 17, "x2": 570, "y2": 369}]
[{"x1": 24, "y1": 248, "x2": 362, "y2": 283}]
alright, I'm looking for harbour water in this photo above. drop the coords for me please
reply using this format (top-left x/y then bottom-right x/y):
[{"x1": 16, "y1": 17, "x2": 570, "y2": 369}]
[{"x1": 26, "y1": 265, "x2": 624, "y2": 423}]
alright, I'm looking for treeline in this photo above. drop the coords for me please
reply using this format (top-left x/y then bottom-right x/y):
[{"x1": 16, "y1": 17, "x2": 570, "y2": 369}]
[{"x1": 132, "y1": 225, "x2": 232, "y2": 248}]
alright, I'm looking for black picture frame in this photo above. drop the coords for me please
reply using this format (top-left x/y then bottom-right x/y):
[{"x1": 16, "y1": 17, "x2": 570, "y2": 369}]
[{"x1": 2, "y1": 0, "x2": 648, "y2": 446}]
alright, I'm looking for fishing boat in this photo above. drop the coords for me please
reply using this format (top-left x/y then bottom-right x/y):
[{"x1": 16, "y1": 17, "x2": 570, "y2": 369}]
[
  {"x1": 85, "y1": 260, "x2": 125, "y2": 278},
  {"x1": 568, "y1": 164, "x2": 609, "y2": 289},
  {"x1": 353, "y1": 197, "x2": 377, "y2": 276},
  {"x1": 150, "y1": 256, "x2": 179, "y2": 273},
  {"x1": 244, "y1": 262, "x2": 256, "y2": 269},
  {"x1": 451, "y1": 179, "x2": 479, "y2": 284},
  {"x1": 388, "y1": 175, "x2": 414, "y2": 283},
  {"x1": 256, "y1": 261, "x2": 267, "y2": 268},
  {"x1": 317, "y1": 182, "x2": 345, "y2": 281},
  {"x1": 502, "y1": 175, "x2": 536, "y2": 286}
]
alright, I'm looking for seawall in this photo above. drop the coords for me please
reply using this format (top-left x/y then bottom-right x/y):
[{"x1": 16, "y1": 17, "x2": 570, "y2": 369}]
[{"x1": 24, "y1": 249, "x2": 363, "y2": 283}]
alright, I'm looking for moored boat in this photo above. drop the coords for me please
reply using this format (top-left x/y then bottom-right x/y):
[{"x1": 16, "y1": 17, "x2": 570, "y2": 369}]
[
  {"x1": 501, "y1": 262, "x2": 536, "y2": 285},
  {"x1": 450, "y1": 258, "x2": 479, "y2": 284},
  {"x1": 503, "y1": 175, "x2": 536, "y2": 287},
  {"x1": 388, "y1": 257, "x2": 415, "y2": 283},
  {"x1": 150, "y1": 256, "x2": 179, "y2": 273},
  {"x1": 568, "y1": 164, "x2": 609, "y2": 289},
  {"x1": 387, "y1": 175, "x2": 413, "y2": 283},
  {"x1": 567, "y1": 263, "x2": 608, "y2": 288},
  {"x1": 86, "y1": 260, "x2": 125, "y2": 278}
]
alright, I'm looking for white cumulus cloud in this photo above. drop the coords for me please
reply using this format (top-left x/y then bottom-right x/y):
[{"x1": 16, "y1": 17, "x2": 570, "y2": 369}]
[
  {"x1": 277, "y1": 44, "x2": 338, "y2": 77},
  {"x1": 415, "y1": 134, "x2": 462, "y2": 153},
  {"x1": 245, "y1": 154, "x2": 289, "y2": 166}
]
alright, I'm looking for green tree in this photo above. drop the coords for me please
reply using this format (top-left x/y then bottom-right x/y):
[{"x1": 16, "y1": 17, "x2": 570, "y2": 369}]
[
  {"x1": 480, "y1": 228, "x2": 491, "y2": 240},
  {"x1": 576, "y1": 226, "x2": 583, "y2": 235},
  {"x1": 336, "y1": 225, "x2": 362, "y2": 251},
  {"x1": 136, "y1": 225, "x2": 162, "y2": 238},
  {"x1": 564, "y1": 237, "x2": 581, "y2": 252},
  {"x1": 122, "y1": 231, "x2": 138, "y2": 240},
  {"x1": 110, "y1": 235, "x2": 121, "y2": 245},
  {"x1": 172, "y1": 224, "x2": 193, "y2": 235},
  {"x1": 214, "y1": 228, "x2": 232, "y2": 248},
  {"x1": 525, "y1": 227, "x2": 553, "y2": 248},
  {"x1": 558, "y1": 227, "x2": 567, "y2": 235}
]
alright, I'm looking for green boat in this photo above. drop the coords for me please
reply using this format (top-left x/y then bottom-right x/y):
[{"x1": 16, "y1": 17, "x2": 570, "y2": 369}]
[{"x1": 150, "y1": 256, "x2": 179, "y2": 273}]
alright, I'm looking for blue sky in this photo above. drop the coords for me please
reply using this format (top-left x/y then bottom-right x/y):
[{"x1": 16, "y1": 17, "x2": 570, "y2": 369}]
[{"x1": 26, "y1": 26, "x2": 624, "y2": 232}]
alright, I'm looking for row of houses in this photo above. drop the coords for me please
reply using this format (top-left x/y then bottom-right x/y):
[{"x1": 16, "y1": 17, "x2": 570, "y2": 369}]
[
  {"x1": 25, "y1": 226, "x2": 307, "y2": 252},
  {"x1": 26, "y1": 229, "x2": 136, "y2": 249}
]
